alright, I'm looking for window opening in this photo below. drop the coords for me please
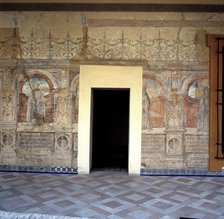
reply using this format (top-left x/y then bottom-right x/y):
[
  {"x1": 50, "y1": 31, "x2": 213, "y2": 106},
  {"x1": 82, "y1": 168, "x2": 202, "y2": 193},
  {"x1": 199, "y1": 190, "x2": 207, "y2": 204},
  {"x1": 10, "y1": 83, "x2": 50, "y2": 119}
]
[{"x1": 215, "y1": 38, "x2": 224, "y2": 159}]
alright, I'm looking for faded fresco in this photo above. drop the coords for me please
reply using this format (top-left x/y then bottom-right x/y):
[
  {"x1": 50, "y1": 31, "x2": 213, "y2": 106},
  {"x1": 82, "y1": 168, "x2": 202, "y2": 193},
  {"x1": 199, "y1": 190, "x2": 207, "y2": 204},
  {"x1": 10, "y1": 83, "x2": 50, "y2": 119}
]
[
  {"x1": 21, "y1": 77, "x2": 49, "y2": 123},
  {"x1": 185, "y1": 79, "x2": 209, "y2": 131},
  {"x1": 19, "y1": 76, "x2": 55, "y2": 124},
  {"x1": 142, "y1": 78, "x2": 165, "y2": 129},
  {"x1": 0, "y1": 11, "x2": 222, "y2": 171},
  {"x1": 141, "y1": 73, "x2": 209, "y2": 169}
]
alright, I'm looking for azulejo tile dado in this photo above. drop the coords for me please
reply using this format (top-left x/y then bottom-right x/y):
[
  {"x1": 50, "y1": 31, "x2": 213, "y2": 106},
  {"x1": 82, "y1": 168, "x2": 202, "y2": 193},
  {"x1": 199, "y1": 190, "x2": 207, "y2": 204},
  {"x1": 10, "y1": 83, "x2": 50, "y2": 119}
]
[
  {"x1": 0, "y1": 165, "x2": 222, "y2": 176},
  {"x1": 0, "y1": 164, "x2": 77, "y2": 174},
  {"x1": 141, "y1": 168, "x2": 224, "y2": 177}
]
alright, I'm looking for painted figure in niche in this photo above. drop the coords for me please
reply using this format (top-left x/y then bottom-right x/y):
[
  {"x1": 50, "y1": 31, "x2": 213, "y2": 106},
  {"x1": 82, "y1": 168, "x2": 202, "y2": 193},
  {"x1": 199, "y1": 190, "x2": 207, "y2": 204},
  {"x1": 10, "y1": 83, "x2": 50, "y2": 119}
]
[
  {"x1": 22, "y1": 77, "x2": 49, "y2": 124},
  {"x1": 142, "y1": 90, "x2": 150, "y2": 130},
  {"x1": 27, "y1": 81, "x2": 45, "y2": 122},
  {"x1": 186, "y1": 79, "x2": 209, "y2": 131},
  {"x1": 185, "y1": 81, "x2": 200, "y2": 128},
  {"x1": 146, "y1": 79, "x2": 162, "y2": 99},
  {"x1": 144, "y1": 79, "x2": 165, "y2": 128},
  {"x1": 188, "y1": 81, "x2": 199, "y2": 98},
  {"x1": 188, "y1": 80, "x2": 208, "y2": 99},
  {"x1": 197, "y1": 86, "x2": 209, "y2": 132}
]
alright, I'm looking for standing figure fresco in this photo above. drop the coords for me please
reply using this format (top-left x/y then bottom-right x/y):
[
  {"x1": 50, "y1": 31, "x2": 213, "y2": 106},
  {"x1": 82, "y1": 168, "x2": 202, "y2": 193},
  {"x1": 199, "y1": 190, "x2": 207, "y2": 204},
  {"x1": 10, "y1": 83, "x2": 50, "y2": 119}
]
[
  {"x1": 142, "y1": 90, "x2": 150, "y2": 130},
  {"x1": 20, "y1": 77, "x2": 50, "y2": 125},
  {"x1": 197, "y1": 86, "x2": 209, "y2": 132},
  {"x1": 26, "y1": 81, "x2": 46, "y2": 123}
]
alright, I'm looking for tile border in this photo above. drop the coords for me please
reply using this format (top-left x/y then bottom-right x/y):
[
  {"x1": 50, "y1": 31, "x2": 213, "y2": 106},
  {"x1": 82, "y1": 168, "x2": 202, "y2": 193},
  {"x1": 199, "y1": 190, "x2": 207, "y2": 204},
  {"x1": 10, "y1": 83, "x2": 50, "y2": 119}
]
[
  {"x1": 141, "y1": 168, "x2": 224, "y2": 177},
  {"x1": 0, "y1": 165, "x2": 223, "y2": 176},
  {"x1": 0, "y1": 164, "x2": 78, "y2": 174}
]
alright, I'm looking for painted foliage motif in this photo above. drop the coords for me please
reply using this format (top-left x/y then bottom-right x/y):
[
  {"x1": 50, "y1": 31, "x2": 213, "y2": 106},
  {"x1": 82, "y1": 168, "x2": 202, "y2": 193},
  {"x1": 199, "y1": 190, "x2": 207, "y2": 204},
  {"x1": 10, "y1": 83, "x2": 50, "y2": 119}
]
[
  {"x1": 167, "y1": 93, "x2": 182, "y2": 128},
  {"x1": 19, "y1": 76, "x2": 54, "y2": 124}
]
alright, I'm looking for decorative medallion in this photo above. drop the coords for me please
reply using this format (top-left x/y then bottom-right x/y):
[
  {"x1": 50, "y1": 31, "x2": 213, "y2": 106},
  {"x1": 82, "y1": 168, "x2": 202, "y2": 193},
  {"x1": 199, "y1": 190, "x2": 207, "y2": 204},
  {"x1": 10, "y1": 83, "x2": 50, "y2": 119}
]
[{"x1": 1, "y1": 132, "x2": 15, "y2": 148}]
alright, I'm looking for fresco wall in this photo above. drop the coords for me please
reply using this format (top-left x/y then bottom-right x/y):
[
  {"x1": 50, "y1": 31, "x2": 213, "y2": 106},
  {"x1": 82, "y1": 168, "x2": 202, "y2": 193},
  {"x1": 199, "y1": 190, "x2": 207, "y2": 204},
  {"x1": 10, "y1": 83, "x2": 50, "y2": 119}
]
[{"x1": 0, "y1": 11, "x2": 223, "y2": 173}]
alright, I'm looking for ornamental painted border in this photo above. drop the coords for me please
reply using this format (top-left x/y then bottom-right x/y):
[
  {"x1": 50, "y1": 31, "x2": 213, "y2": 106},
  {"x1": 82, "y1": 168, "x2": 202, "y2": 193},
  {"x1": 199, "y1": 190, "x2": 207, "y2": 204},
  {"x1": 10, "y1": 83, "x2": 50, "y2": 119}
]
[
  {"x1": 141, "y1": 168, "x2": 224, "y2": 177},
  {"x1": 0, "y1": 165, "x2": 77, "y2": 174}
]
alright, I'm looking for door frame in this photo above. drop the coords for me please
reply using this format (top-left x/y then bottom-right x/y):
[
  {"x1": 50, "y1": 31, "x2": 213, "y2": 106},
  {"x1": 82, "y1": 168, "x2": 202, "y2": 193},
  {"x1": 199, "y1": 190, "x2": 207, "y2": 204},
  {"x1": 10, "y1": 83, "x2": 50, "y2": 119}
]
[{"x1": 78, "y1": 65, "x2": 142, "y2": 174}]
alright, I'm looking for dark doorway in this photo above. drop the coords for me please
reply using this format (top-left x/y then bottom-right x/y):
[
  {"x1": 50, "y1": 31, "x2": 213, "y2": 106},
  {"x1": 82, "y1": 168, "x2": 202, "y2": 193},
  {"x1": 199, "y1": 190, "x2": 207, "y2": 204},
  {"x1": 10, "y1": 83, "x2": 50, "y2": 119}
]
[{"x1": 91, "y1": 89, "x2": 130, "y2": 171}]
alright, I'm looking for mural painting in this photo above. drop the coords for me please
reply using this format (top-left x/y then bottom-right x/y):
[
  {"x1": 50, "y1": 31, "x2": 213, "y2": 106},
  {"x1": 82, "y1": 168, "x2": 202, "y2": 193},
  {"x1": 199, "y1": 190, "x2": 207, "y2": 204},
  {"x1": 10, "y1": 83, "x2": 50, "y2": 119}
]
[
  {"x1": 142, "y1": 90, "x2": 150, "y2": 130},
  {"x1": 185, "y1": 79, "x2": 209, "y2": 132},
  {"x1": 0, "y1": 10, "x2": 220, "y2": 172},
  {"x1": 55, "y1": 90, "x2": 69, "y2": 124},
  {"x1": 19, "y1": 76, "x2": 54, "y2": 125},
  {"x1": 143, "y1": 79, "x2": 165, "y2": 129},
  {"x1": 167, "y1": 93, "x2": 182, "y2": 129},
  {"x1": 2, "y1": 90, "x2": 14, "y2": 119},
  {"x1": 72, "y1": 81, "x2": 79, "y2": 124}
]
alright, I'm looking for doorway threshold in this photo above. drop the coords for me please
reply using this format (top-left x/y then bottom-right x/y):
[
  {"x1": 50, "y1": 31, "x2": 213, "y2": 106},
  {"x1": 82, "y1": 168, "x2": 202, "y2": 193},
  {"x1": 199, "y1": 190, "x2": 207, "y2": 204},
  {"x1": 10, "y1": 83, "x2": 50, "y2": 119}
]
[{"x1": 91, "y1": 167, "x2": 128, "y2": 174}]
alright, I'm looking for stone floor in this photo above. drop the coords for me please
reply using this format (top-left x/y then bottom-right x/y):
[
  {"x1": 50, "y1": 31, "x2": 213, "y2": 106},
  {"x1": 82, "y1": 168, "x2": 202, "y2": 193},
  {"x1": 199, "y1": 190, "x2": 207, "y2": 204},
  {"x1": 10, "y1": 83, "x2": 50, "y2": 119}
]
[
  {"x1": 0, "y1": 210, "x2": 81, "y2": 219},
  {"x1": 0, "y1": 170, "x2": 224, "y2": 219}
]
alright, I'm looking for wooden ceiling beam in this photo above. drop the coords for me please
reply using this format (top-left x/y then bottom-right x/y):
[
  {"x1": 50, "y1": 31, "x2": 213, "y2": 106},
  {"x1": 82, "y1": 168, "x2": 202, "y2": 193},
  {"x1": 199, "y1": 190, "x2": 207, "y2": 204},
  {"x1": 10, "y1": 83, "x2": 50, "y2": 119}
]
[{"x1": 0, "y1": 3, "x2": 224, "y2": 12}]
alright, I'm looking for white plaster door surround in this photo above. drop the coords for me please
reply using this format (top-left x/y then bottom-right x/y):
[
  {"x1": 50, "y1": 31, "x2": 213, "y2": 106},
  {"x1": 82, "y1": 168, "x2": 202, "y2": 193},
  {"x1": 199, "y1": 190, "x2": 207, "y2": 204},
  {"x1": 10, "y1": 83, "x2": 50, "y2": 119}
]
[{"x1": 78, "y1": 65, "x2": 142, "y2": 174}]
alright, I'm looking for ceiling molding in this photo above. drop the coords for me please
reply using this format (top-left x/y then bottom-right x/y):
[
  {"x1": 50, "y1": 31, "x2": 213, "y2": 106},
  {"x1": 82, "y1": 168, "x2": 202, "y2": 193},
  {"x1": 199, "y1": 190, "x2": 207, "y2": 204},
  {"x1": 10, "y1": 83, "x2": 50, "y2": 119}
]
[{"x1": 0, "y1": 3, "x2": 224, "y2": 12}]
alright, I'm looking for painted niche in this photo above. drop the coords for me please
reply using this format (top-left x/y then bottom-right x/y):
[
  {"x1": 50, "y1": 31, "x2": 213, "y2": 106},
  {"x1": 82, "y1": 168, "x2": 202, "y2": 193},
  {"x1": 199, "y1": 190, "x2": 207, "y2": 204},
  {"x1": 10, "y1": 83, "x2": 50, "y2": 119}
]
[
  {"x1": 19, "y1": 75, "x2": 54, "y2": 125},
  {"x1": 185, "y1": 79, "x2": 209, "y2": 132},
  {"x1": 142, "y1": 78, "x2": 165, "y2": 129}
]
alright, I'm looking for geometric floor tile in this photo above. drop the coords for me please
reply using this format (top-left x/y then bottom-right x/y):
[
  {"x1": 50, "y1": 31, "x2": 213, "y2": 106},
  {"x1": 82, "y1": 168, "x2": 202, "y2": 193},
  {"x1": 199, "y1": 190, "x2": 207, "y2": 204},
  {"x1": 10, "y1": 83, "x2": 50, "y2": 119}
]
[
  {"x1": 127, "y1": 209, "x2": 152, "y2": 218},
  {"x1": 92, "y1": 197, "x2": 135, "y2": 214},
  {"x1": 0, "y1": 171, "x2": 224, "y2": 218}
]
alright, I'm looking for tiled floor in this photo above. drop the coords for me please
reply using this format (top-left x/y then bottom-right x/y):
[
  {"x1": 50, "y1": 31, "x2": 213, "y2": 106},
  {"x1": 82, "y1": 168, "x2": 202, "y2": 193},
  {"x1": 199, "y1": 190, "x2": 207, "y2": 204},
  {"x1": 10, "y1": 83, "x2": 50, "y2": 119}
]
[{"x1": 0, "y1": 170, "x2": 224, "y2": 219}]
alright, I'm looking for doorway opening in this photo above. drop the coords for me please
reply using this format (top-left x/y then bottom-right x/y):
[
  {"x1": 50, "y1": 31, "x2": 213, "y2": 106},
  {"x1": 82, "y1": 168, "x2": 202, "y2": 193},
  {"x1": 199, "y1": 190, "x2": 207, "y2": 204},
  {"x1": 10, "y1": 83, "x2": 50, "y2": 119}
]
[{"x1": 91, "y1": 89, "x2": 130, "y2": 171}]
